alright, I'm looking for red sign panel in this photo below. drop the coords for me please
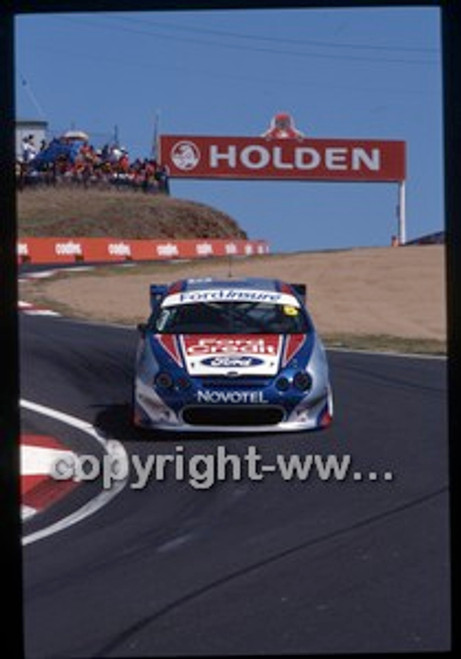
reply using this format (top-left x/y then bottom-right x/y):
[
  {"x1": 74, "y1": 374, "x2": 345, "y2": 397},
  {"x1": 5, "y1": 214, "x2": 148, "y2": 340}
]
[
  {"x1": 160, "y1": 135, "x2": 406, "y2": 182},
  {"x1": 16, "y1": 238, "x2": 269, "y2": 264},
  {"x1": 182, "y1": 335, "x2": 280, "y2": 356}
]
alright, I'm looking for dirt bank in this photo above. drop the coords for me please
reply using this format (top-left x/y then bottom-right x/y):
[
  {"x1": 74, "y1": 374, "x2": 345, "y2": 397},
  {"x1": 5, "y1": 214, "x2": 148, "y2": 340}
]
[{"x1": 20, "y1": 246, "x2": 446, "y2": 350}]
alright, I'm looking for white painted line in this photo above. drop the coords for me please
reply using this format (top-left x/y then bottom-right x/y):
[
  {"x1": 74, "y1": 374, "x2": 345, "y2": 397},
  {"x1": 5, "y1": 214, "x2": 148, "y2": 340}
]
[
  {"x1": 19, "y1": 300, "x2": 61, "y2": 316},
  {"x1": 19, "y1": 266, "x2": 95, "y2": 279},
  {"x1": 59, "y1": 266, "x2": 95, "y2": 273},
  {"x1": 20, "y1": 270, "x2": 59, "y2": 279},
  {"x1": 22, "y1": 505, "x2": 38, "y2": 521},
  {"x1": 23, "y1": 309, "x2": 62, "y2": 317},
  {"x1": 20, "y1": 399, "x2": 129, "y2": 546},
  {"x1": 327, "y1": 346, "x2": 447, "y2": 361}
]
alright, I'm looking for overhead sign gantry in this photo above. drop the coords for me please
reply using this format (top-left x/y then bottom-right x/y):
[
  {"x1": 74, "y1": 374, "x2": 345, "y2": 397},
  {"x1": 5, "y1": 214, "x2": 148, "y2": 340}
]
[{"x1": 159, "y1": 113, "x2": 407, "y2": 244}]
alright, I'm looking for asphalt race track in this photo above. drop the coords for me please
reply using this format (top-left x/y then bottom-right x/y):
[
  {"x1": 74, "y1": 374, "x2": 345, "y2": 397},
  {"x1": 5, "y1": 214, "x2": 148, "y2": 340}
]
[{"x1": 20, "y1": 313, "x2": 451, "y2": 658}]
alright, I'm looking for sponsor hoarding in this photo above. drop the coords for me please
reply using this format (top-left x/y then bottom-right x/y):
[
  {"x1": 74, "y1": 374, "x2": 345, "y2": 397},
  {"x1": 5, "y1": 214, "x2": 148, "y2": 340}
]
[{"x1": 16, "y1": 238, "x2": 269, "y2": 264}]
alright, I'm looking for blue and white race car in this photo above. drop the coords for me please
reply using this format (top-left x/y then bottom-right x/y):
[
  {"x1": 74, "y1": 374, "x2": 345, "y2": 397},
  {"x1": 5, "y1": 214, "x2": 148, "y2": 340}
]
[{"x1": 133, "y1": 277, "x2": 333, "y2": 432}]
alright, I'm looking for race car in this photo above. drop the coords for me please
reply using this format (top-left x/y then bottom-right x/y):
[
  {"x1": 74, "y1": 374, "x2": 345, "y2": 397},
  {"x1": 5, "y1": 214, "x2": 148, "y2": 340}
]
[{"x1": 133, "y1": 277, "x2": 333, "y2": 432}]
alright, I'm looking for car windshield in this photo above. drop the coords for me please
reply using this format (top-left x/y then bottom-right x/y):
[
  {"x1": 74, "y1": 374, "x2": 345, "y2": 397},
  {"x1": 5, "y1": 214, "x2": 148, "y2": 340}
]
[{"x1": 152, "y1": 301, "x2": 310, "y2": 334}]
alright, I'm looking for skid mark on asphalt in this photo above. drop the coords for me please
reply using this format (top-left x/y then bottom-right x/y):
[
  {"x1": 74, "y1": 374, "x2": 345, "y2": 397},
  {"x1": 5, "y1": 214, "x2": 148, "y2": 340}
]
[{"x1": 21, "y1": 399, "x2": 129, "y2": 547}]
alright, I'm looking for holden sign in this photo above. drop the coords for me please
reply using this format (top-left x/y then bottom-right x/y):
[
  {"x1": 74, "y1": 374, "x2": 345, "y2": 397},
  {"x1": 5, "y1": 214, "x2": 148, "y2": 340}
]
[{"x1": 160, "y1": 135, "x2": 406, "y2": 182}]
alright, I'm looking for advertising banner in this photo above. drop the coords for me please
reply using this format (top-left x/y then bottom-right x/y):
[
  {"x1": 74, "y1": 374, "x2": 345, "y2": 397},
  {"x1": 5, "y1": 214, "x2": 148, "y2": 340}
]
[
  {"x1": 16, "y1": 238, "x2": 270, "y2": 264},
  {"x1": 160, "y1": 135, "x2": 406, "y2": 182}
]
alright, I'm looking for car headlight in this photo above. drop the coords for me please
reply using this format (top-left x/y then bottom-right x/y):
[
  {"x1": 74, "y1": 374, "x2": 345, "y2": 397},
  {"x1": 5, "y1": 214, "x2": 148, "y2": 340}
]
[
  {"x1": 155, "y1": 372, "x2": 174, "y2": 390},
  {"x1": 293, "y1": 371, "x2": 312, "y2": 391},
  {"x1": 275, "y1": 376, "x2": 290, "y2": 392}
]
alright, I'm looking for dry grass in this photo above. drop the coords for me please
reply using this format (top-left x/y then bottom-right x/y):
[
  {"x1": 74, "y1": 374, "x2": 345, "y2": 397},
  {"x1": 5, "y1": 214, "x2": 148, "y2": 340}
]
[
  {"x1": 17, "y1": 187, "x2": 247, "y2": 239},
  {"x1": 19, "y1": 245, "x2": 447, "y2": 354}
]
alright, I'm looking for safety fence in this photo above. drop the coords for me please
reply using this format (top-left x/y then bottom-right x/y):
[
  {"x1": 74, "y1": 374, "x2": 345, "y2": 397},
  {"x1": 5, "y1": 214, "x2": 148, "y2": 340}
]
[{"x1": 17, "y1": 237, "x2": 270, "y2": 264}]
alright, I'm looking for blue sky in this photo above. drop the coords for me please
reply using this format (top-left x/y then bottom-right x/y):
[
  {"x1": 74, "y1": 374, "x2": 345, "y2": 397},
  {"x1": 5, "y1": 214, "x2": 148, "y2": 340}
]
[{"x1": 15, "y1": 7, "x2": 443, "y2": 252}]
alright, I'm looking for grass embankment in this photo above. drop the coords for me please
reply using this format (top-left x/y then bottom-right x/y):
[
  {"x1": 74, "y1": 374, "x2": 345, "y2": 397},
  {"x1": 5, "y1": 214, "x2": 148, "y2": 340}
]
[{"x1": 17, "y1": 187, "x2": 247, "y2": 240}]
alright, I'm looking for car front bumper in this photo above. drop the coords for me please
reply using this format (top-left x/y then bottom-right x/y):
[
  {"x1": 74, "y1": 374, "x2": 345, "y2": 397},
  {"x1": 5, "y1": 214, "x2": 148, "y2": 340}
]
[{"x1": 134, "y1": 379, "x2": 333, "y2": 433}]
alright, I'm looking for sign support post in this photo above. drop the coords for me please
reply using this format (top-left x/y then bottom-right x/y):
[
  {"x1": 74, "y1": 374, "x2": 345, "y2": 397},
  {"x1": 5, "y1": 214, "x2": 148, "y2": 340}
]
[{"x1": 398, "y1": 180, "x2": 407, "y2": 245}]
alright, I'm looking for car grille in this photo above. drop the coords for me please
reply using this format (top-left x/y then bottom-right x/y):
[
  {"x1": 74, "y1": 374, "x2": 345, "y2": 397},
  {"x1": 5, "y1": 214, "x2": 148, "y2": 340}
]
[{"x1": 182, "y1": 405, "x2": 285, "y2": 427}]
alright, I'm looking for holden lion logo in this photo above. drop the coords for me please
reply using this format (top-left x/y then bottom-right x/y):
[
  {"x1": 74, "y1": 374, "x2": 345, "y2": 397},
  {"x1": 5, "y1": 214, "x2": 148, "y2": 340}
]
[{"x1": 170, "y1": 140, "x2": 201, "y2": 171}]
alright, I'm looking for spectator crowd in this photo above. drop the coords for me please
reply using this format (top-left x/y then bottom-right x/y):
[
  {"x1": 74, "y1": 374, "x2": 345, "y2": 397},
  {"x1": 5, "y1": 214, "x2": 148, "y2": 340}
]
[{"x1": 16, "y1": 133, "x2": 170, "y2": 194}]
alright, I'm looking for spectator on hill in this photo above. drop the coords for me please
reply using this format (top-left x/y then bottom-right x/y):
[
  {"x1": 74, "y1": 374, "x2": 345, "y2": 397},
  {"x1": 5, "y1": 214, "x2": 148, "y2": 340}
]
[
  {"x1": 17, "y1": 130, "x2": 171, "y2": 195},
  {"x1": 109, "y1": 144, "x2": 123, "y2": 163},
  {"x1": 118, "y1": 151, "x2": 130, "y2": 173},
  {"x1": 155, "y1": 163, "x2": 170, "y2": 194},
  {"x1": 80, "y1": 140, "x2": 94, "y2": 162},
  {"x1": 21, "y1": 134, "x2": 37, "y2": 163}
]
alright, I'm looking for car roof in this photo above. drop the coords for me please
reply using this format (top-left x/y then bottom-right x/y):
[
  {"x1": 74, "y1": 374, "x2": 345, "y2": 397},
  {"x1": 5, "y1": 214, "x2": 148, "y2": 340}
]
[{"x1": 169, "y1": 277, "x2": 283, "y2": 294}]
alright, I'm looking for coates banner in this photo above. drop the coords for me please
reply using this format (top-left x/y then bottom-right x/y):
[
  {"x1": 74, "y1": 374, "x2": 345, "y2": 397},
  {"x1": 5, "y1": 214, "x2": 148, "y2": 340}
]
[
  {"x1": 160, "y1": 135, "x2": 406, "y2": 182},
  {"x1": 16, "y1": 238, "x2": 269, "y2": 264}
]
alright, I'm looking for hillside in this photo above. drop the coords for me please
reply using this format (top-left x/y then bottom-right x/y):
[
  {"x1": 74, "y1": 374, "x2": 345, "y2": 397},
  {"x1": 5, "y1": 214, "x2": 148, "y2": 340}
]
[{"x1": 17, "y1": 187, "x2": 247, "y2": 240}]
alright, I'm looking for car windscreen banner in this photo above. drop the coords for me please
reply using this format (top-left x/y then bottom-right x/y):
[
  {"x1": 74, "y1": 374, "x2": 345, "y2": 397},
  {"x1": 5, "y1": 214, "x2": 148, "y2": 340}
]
[
  {"x1": 161, "y1": 289, "x2": 300, "y2": 307},
  {"x1": 160, "y1": 135, "x2": 406, "y2": 182}
]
